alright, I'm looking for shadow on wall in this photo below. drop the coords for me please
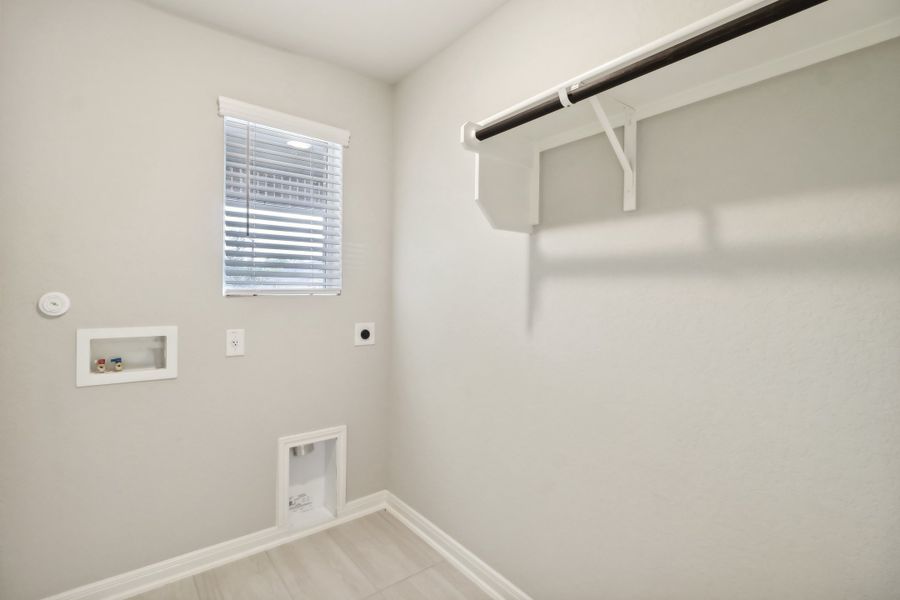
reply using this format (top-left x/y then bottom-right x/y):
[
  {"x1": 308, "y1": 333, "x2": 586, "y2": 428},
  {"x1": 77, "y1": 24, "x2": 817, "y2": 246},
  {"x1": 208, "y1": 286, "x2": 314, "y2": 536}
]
[{"x1": 524, "y1": 44, "x2": 900, "y2": 327}]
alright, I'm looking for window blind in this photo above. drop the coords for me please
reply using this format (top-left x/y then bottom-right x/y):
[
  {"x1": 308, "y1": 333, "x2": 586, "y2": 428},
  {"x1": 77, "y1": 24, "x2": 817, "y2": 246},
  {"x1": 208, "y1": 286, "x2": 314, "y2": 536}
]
[{"x1": 223, "y1": 117, "x2": 343, "y2": 295}]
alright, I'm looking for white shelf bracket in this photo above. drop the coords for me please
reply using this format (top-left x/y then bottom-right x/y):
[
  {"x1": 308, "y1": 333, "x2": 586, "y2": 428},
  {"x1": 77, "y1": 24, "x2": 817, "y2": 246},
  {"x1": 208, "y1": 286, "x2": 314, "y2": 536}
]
[
  {"x1": 588, "y1": 96, "x2": 637, "y2": 212},
  {"x1": 529, "y1": 145, "x2": 540, "y2": 226}
]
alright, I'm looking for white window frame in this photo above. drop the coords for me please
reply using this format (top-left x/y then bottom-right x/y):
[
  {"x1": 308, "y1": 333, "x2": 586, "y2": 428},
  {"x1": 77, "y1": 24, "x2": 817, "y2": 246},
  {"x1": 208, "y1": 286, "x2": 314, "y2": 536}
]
[{"x1": 218, "y1": 97, "x2": 350, "y2": 296}]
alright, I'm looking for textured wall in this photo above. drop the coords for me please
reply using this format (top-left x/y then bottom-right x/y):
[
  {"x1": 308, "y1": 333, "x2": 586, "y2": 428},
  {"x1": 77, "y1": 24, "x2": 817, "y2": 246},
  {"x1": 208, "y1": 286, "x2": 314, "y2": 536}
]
[
  {"x1": 0, "y1": 1, "x2": 393, "y2": 598},
  {"x1": 389, "y1": 1, "x2": 900, "y2": 597}
]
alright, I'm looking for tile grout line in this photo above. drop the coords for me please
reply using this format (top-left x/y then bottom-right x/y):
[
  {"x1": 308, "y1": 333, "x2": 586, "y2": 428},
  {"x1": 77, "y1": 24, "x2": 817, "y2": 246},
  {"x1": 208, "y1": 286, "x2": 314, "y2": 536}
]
[
  {"x1": 189, "y1": 575, "x2": 202, "y2": 600},
  {"x1": 374, "y1": 559, "x2": 445, "y2": 594},
  {"x1": 263, "y1": 548, "x2": 298, "y2": 600},
  {"x1": 131, "y1": 508, "x2": 467, "y2": 600},
  {"x1": 332, "y1": 509, "x2": 443, "y2": 598},
  {"x1": 321, "y1": 510, "x2": 386, "y2": 596},
  {"x1": 367, "y1": 510, "x2": 444, "y2": 593}
]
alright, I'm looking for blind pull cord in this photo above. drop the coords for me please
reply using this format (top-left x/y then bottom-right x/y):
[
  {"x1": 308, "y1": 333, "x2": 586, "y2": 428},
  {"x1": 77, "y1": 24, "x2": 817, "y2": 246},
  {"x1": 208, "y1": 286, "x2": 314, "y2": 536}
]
[{"x1": 244, "y1": 120, "x2": 251, "y2": 238}]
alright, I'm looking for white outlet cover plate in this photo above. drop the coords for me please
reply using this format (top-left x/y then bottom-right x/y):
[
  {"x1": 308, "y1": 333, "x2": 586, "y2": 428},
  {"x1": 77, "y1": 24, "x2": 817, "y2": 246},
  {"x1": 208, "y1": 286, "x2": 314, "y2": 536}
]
[
  {"x1": 226, "y1": 329, "x2": 245, "y2": 356},
  {"x1": 354, "y1": 323, "x2": 375, "y2": 346}
]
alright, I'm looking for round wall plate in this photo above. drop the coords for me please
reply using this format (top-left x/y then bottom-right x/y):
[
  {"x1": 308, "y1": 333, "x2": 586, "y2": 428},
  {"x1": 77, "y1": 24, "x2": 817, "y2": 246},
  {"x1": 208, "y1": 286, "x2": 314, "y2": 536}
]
[{"x1": 38, "y1": 291, "x2": 71, "y2": 317}]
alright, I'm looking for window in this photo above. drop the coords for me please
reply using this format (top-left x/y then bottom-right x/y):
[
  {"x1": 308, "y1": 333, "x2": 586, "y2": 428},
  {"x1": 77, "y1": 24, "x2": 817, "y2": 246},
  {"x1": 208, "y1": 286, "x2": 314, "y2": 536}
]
[{"x1": 218, "y1": 98, "x2": 350, "y2": 295}]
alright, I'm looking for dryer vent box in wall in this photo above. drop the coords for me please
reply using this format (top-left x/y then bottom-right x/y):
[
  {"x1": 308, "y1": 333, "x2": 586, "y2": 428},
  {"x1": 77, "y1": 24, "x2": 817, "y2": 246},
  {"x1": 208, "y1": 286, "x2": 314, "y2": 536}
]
[
  {"x1": 76, "y1": 326, "x2": 178, "y2": 387},
  {"x1": 277, "y1": 426, "x2": 347, "y2": 531}
]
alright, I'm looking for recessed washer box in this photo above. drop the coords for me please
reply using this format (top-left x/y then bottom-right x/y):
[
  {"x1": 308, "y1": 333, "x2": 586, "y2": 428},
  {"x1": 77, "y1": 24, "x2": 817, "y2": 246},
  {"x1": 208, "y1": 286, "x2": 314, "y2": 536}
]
[{"x1": 76, "y1": 326, "x2": 178, "y2": 387}]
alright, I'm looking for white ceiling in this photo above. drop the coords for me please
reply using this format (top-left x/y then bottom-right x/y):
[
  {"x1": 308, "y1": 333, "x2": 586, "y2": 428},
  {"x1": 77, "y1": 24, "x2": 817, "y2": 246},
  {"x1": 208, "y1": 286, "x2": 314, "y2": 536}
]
[{"x1": 139, "y1": 0, "x2": 508, "y2": 82}]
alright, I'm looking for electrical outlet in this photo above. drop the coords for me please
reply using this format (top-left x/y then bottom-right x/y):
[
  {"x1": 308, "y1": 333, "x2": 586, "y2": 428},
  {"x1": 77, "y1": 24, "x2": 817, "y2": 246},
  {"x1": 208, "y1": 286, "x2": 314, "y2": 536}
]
[
  {"x1": 354, "y1": 323, "x2": 375, "y2": 346},
  {"x1": 226, "y1": 329, "x2": 245, "y2": 356}
]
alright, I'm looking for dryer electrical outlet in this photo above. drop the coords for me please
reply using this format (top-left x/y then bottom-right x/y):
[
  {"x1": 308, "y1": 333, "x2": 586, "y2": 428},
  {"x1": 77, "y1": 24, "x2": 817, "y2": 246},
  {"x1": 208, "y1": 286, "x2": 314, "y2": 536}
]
[{"x1": 354, "y1": 323, "x2": 375, "y2": 346}]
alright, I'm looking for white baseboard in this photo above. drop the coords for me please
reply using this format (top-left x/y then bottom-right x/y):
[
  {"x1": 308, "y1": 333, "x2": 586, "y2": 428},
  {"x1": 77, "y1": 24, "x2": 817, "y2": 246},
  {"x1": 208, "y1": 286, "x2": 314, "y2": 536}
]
[
  {"x1": 42, "y1": 492, "x2": 388, "y2": 600},
  {"x1": 341, "y1": 489, "x2": 389, "y2": 517},
  {"x1": 384, "y1": 493, "x2": 532, "y2": 600},
  {"x1": 42, "y1": 490, "x2": 531, "y2": 600}
]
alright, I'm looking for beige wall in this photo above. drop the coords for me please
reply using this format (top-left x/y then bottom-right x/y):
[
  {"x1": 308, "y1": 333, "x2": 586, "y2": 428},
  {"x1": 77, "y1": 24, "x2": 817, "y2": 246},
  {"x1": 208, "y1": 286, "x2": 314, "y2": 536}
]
[
  {"x1": 3, "y1": 1, "x2": 900, "y2": 599},
  {"x1": 0, "y1": 1, "x2": 393, "y2": 598},
  {"x1": 390, "y1": 2, "x2": 900, "y2": 598}
]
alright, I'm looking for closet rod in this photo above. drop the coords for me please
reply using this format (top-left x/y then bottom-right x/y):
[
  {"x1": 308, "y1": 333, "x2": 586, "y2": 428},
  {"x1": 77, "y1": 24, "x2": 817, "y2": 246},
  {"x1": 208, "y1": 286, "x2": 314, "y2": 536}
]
[{"x1": 474, "y1": 0, "x2": 828, "y2": 142}]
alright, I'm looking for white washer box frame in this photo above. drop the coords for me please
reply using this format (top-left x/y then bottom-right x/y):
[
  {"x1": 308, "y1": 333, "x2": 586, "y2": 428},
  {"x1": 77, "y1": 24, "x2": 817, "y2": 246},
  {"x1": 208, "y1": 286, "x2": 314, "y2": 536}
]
[
  {"x1": 76, "y1": 326, "x2": 178, "y2": 387},
  {"x1": 276, "y1": 425, "x2": 347, "y2": 529}
]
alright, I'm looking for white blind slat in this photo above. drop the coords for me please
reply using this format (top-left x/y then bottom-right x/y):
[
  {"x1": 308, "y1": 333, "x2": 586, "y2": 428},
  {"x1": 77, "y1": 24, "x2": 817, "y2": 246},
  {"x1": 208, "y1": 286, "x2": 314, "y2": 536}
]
[{"x1": 223, "y1": 115, "x2": 343, "y2": 295}]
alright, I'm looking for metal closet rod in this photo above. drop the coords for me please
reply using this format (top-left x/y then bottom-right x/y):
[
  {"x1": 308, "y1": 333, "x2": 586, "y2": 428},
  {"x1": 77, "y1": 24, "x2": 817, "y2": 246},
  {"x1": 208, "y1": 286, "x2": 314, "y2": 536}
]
[{"x1": 474, "y1": 0, "x2": 828, "y2": 142}]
